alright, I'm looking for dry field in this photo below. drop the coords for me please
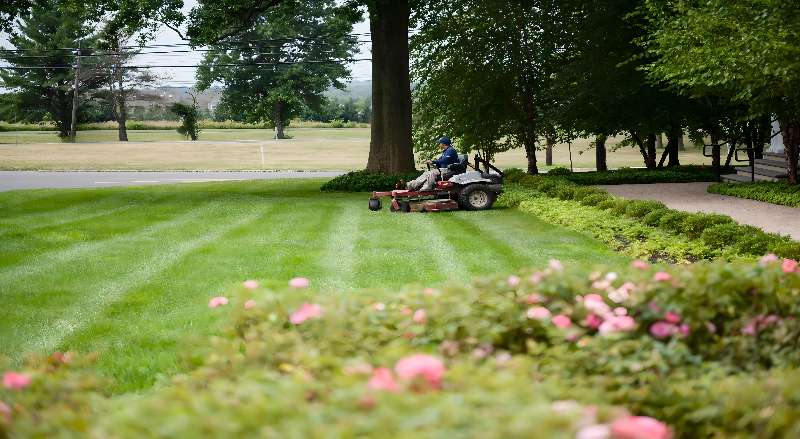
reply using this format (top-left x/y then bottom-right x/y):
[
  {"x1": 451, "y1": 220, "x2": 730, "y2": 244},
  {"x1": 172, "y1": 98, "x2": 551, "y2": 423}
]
[{"x1": 0, "y1": 128, "x2": 710, "y2": 170}]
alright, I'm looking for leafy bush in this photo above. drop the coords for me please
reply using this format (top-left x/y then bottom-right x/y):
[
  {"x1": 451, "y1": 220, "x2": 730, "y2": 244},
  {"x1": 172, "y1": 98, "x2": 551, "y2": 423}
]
[
  {"x1": 502, "y1": 168, "x2": 526, "y2": 182},
  {"x1": 699, "y1": 223, "x2": 741, "y2": 248},
  {"x1": 170, "y1": 102, "x2": 200, "y2": 141},
  {"x1": 679, "y1": 213, "x2": 734, "y2": 239},
  {"x1": 657, "y1": 211, "x2": 691, "y2": 233},
  {"x1": 641, "y1": 208, "x2": 668, "y2": 227},
  {"x1": 708, "y1": 182, "x2": 800, "y2": 207},
  {"x1": 774, "y1": 241, "x2": 800, "y2": 260},
  {"x1": 580, "y1": 192, "x2": 612, "y2": 206},
  {"x1": 321, "y1": 170, "x2": 421, "y2": 192},
  {"x1": 596, "y1": 199, "x2": 619, "y2": 211},
  {"x1": 559, "y1": 165, "x2": 731, "y2": 185},
  {"x1": 555, "y1": 186, "x2": 576, "y2": 200},
  {"x1": 624, "y1": 200, "x2": 667, "y2": 219},
  {"x1": 546, "y1": 166, "x2": 572, "y2": 176},
  {"x1": 4, "y1": 260, "x2": 800, "y2": 437}
]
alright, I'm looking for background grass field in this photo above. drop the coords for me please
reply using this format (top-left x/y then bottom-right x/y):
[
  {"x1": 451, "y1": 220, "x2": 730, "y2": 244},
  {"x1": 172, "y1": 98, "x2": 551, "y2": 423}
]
[
  {"x1": 0, "y1": 128, "x2": 711, "y2": 171},
  {"x1": 0, "y1": 179, "x2": 625, "y2": 392}
]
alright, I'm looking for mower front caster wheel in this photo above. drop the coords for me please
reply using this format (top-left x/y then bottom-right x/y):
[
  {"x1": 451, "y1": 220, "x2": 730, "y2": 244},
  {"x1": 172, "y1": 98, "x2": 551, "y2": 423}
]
[{"x1": 368, "y1": 198, "x2": 382, "y2": 211}]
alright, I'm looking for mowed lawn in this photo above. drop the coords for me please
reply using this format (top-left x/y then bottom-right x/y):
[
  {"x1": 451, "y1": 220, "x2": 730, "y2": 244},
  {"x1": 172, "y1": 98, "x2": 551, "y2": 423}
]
[
  {"x1": 0, "y1": 127, "x2": 711, "y2": 171},
  {"x1": 0, "y1": 179, "x2": 625, "y2": 392}
]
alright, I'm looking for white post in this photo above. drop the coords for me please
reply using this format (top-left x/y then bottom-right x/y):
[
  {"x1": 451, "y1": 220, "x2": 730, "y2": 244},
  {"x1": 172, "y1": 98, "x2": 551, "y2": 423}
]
[{"x1": 260, "y1": 145, "x2": 266, "y2": 169}]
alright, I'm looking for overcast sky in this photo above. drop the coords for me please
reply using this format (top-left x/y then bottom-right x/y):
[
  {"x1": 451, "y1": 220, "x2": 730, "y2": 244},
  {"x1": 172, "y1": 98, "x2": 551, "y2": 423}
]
[{"x1": 1, "y1": 0, "x2": 373, "y2": 88}]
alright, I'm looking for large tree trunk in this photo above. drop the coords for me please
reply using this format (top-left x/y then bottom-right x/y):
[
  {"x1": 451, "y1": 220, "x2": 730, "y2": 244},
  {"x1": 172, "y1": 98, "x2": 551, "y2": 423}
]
[
  {"x1": 545, "y1": 136, "x2": 554, "y2": 166},
  {"x1": 524, "y1": 142, "x2": 538, "y2": 174},
  {"x1": 632, "y1": 131, "x2": 657, "y2": 169},
  {"x1": 366, "y1": 0, "x2": 415, "y2": 174},
  {"x1": 710, "y1": 132, "x2": 721, "y2": 171},
  {"x1": 595, "y1": 134, "x2": 607, "y2": 171},
  {"x1": 273, "y1": 100, "x2": 287, "y2": 139},
  {"x1": 667, "y1": 130, "x2": 680, "y2": 167},
  {"x1": 117, "y1": 74, "x2": 128, "y2": 142},
  {"x1": 779, "y1": 118, "x2": 799, "y2": 184}
]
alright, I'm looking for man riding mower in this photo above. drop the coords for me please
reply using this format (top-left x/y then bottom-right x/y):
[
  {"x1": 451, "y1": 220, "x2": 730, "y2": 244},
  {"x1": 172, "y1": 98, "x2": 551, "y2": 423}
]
[{"x1": 368, "y1": 137, "x2": 504, "y2": 212}]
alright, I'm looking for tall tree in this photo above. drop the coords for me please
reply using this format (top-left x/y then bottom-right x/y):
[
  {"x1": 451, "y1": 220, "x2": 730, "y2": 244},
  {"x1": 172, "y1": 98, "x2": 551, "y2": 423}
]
[
  {"x1": 411, "y1": 0, "x2": 567, "y2": 174},
  {"x1": 187, "y1": 0, "x2": 418, "y2": 173},
  {"x1": 0, "y1": 1, "x2": 102, "y2": 138},
  {"x1": 195, "y1": 0, "x2": 357, "y2": 139},
  {"x1": 640, "y1": 0, "x2": 800, "y2": 183}
]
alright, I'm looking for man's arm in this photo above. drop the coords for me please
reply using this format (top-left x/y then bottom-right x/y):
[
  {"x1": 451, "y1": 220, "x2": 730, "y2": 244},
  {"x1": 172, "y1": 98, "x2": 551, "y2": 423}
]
[{"x1": 433, "y1": 147, "x2": 458, "y2": 167}]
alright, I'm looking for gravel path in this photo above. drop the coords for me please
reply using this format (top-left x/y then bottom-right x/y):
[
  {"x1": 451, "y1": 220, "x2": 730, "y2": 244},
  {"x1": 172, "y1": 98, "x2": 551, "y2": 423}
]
[{"x1": 599, "y1": 182, "x2": 800, "y2": 240}]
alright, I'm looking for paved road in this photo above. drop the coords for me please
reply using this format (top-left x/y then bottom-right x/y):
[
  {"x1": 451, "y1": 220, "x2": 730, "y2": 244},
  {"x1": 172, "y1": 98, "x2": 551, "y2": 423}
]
[
  {"x1": 600, "y1": 182, "x2": 800, "y2": 240},
  {"x1": 0, "y1": 170, "x2": 343, "y2": 192}
]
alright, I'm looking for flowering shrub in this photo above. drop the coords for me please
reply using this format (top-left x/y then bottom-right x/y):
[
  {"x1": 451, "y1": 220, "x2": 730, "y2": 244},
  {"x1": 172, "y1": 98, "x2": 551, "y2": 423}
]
[{"x1": 2, "y1": 260, "x2": 800, "y2": 437}]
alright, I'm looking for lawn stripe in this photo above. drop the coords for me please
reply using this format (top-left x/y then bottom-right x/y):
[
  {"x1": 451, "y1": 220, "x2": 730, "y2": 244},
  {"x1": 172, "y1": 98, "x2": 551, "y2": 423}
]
[
  {"x1": 417, "y1": 214, "x2": 470, "y2": 282},
  {"x1": 0, "y1": 204, "x2": 138, "y2": 233},
  {"x1": 33, "y1": 206, "x2": 268, "y2": 354},
  {"x1": 318, "y1": 203, "x2": 361, "y2": 291},
  {"x1": 0, "y1": 201, "x2": 218, "y2": 283}
]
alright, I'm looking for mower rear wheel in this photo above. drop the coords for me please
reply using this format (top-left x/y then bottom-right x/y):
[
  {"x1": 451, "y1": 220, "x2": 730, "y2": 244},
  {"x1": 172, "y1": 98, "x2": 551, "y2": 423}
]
[
  {"x1": 458, "y1": 184, "x2": 496, "y2": 210},
  {"x1": 368, "y1": 198, "x2": 382, "y2": 211}
]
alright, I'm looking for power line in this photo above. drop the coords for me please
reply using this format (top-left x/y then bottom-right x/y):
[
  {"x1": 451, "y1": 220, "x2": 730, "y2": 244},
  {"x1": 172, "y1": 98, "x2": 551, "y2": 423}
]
[{"x1": 0, "y1": 58, "x2": 373, "y2": 70}]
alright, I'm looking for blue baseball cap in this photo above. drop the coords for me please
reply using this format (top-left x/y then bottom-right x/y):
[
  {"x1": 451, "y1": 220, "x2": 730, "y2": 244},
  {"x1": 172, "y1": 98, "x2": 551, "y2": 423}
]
[{"x1": 437, "y1": 136, "x2": 452, "y2": 145}]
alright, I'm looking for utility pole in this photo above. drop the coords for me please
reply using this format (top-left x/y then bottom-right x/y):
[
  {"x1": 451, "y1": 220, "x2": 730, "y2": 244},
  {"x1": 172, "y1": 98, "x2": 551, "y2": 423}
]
[{"x1": 69, "y1": 47, "x2": 81, "y2": 142}]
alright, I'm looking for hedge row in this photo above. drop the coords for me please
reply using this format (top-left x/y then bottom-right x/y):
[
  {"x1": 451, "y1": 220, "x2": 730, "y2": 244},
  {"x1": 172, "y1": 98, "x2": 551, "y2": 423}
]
[
  {"x1": 0, "y1": 119, "x2": 368, "y2": 132},
  {"x1": 510, "y1": 165, "x2": 730, "y2": 185},
  {"x1": 3, "y1": 260, "x2": 800, "y2": 437},
  {"x1": 320, "y1": 169, "x2": 421, "y2": 192},
  {"x1": 708, "y1": 182, "x2": 800, "y2": 207},
  {"x1": 502, "y1": 173, "x2": 800, "y2": 261}
]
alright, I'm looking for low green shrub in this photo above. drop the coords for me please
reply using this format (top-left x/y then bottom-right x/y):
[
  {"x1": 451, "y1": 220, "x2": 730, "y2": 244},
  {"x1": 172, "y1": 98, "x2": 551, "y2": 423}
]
[
  {"x1": 624, "y1": 200, "x2": 667, "y2": 219},
  {"x1": 559, "y1": 165, "x2": 731, "y2": 185},
  {"x1": 658, "y1": 211, "x2": 691, "y2": 233},
  {"x1": 502, "y1": 168, "x2": 526, "y2": 182},
  {"x1": 708, "y1": 182, "x2": 800, "y2": 207},
  {"x1": 596, "y1": 199, "x2": 619, "y2": 211},
  {"x1": 580, "y1": 192, "x2": 611, "y2": 206},
  {"x1": 4, "y1": 260, "x2": 800, "y2": 437},
  {"x1": 546, "y1": 166, "x2": 572, "y2": 176},
  {"x1": 700, "y1": 223, "x2": 741, "y2": 248},
  {"x1": 679, "y1": 213, "x2": 734, "y2": 239},
  {"x1": 320, "y1": 170, "x2": 420, "y2": 192},
  {"x1": 570, "y1": 186, "x2": 603, "y2": 202},
  {"x1": 774, "y1": 241, "x2": 800, "y2": 260},
  {"x1": 555, "y1": 186, "x2": 576, "y2": 200},
  {"x1": 641, "y1": 208, "x2": 668, "y2": 226},
  {"x1": 610, "y1": 199, "x2": 631, "y2": 216},
  {"x1": 733, "y1": 229, "x2": 784, "y2": 256}
]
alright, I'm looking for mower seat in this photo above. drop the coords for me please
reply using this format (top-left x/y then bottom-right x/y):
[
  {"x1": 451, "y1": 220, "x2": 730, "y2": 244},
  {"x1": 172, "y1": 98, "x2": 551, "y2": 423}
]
[{"x1": 446, "y1": 154, "x2": 469, "y2": 175}]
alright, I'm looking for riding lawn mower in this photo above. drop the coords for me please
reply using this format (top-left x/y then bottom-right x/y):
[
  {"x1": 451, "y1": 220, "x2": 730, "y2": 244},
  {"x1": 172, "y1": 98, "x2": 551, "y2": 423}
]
[{"x1": 368, "y1": 154, "x2": 504, "y2": 213}]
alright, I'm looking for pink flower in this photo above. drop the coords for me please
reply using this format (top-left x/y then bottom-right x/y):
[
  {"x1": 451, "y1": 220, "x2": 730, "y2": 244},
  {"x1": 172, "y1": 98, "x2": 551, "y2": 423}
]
[
  {"x1": 368, "y1": 367, "x2": 399, "y2": 392},
  {"x1": 289, "y1": 303, "x2": 323, "y2": 324},
  {"x1": 527, "y1": 306, "x2": 551, "y2": 321},
  {"x1": 551, "y1": 314, "x2": 572, "y2": 329},
  {"x1": 528, "y1": 272, "x2": 544, "y2": 283},
  {"x1": 525, "y1": 293, "x2": 544, "y2": 304},
  {"x1": 289, "y1": 277, "x2": 310, "y2": 288},
  {"x1": 3, "y1": 372, "x2": 31, "y2": 390},
  {"x1": 610, "y1": 416, "x2": 672, "y2": 439},
  {"x1": 584, "y1": 313, "x2": 604, "y2": 329},
  {"x1": 705, "y1": 321, "x2": 717, "y2": 334},
  {"x1": 577, "y1": 424, "x2": 611, "y2": 439},
  {"x1": 0, "y1": 400, "x2": 10, "y2": 423},
  {"x1": 599, "y1": 315, "x2": 636, "y2": 335},
  {"x1": 372, "y1": 302, "x2": 386, "y2": 311},
  {"x1": 592, "y1": 280, "x2": 611, "y2": 290},
  {"x1": 244, "y1": 299, "x2": 257, "y2": 310},
  {"x1": 548, "y1": 259, "x2": 564, "y2": 272},
  {"x1": 653, "y1": 272, "x2": 671, "y2": 282},
  {"x1": 631, "y1": 259, "x2": 650, "y2": 270},
  {"x1": 584, "y1": 294, "x2": 604, "y2": 303},
  {"x1": 782, "y1": 259, "x2": 798, "y2": 273},
  {"x1": 678, "y1": 324, "x2": 690, "y2": 337},
  {"x1": 507, "y1": 275, "x2": 521, "y2": 287},
  {"x1": 412, "y1": 309, "x2": 427, "y2": 324},
  {"x1": 423, "y1": 288, "x2": 437, "y2": 296},
  {"x1": 243, "y1": 279, "x2": 259, "y2": 290},
  {"x1": 759, "y1": 253, "x2": 779, "y2": 266},
  {"x1": 394, "y1": 354, "x2": 446, "y2": 389},
  {"x1": 584, "y1": 297, "x2": 611, "y2": 316},
  {"x1": 401, "y1": 306, "x2": 413, "y2": 316},
  {"x1": 664, "y1": 311, "x2": 681, "y2": 324},
  {"x1": 614, "y1": 307, "x2": 628, "y2": 316},
  {"x1": 344, "y1": 362, "x2": 373, "y2": 375},
  {"x1": 208, "y1": 296, "x2": 229, "y2": 308},
  {"x1": 649, "y1": 321, "x2": 677, "y2": 339}
]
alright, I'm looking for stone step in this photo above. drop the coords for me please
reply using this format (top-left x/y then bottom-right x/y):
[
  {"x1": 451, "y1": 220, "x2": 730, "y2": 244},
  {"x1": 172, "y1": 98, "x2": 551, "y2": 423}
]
[
  {"x1": 734, "y1": 166, "x2": 787, "y2": 182},
  {"x1": 764, "y1": 152, "x2": 785, "y2": 160},
  {"x1": 754, "y1": 158, "x2": 788, "y2": 173},
  {"x1": 721, "y1": 173, "x2": 753, "y2": 183}
]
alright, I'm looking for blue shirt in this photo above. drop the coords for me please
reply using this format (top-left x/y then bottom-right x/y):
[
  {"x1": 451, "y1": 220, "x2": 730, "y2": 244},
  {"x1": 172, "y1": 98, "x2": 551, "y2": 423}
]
[{"x1": 433, "y1": 146, "x2": 459, "y2": 168}]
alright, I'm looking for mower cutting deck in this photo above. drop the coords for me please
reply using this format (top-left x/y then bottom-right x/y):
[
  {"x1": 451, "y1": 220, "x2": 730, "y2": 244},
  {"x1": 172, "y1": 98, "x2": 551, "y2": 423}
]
[{"x1": 368, "y1": 154, "x2": 504, "y2": 213}]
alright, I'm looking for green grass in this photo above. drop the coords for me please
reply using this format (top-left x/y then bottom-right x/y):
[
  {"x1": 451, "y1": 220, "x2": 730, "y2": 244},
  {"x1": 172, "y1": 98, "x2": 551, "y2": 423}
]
[
  {"x1": 708, "y1": 181, "x2": 800, "y2": 207},
  {"x1": 0, "y1": 179, "x2": 624, "y2": 392}
]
